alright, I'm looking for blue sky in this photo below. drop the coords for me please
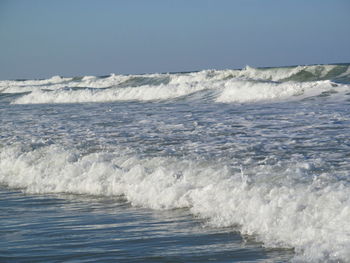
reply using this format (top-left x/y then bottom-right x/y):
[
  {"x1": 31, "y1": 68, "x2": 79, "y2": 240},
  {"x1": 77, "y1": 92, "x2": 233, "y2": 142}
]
[{"x1": 0, "y1": 0, "x2": 349, "y2": 79}]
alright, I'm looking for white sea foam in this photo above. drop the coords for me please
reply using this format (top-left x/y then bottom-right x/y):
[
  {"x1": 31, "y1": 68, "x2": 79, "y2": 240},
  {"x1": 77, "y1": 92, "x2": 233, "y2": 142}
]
[
  {"x1": 213, "y1": 65, "x2": 305, "y2": 82},
  {"x1": 226, "y1": 64, "x2": 345, "y2": 81},
  {"x1": 11, "y1": 78, "x2": 348, "y2": 104},
  {"x1": 1, "y1": 144, "x2": 349, "y2": 262},
  {"x1": 11, "y1": 83, "x2": 208, "y2": 104},
  {"x1": 215, "y1": 80, "x2": 347, "y2": 103},
  {"x1": 2, "y1": 64, "x2": 349, "y2": 94},
  {"x1": 0, "y1": 74, "x2": 134, "y2": 94},
  {"x1": 0, "y1": 75, "x2": 71, "y2": 89},
  {"x1": 2, "y1": 64, "x2": 349, "y2": 104}
]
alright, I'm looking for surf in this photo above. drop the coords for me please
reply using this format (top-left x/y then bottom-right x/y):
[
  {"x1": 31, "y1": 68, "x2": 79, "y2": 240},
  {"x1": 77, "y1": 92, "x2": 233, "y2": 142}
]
[
  {"x1": 0, "y1": 64, "x2": 348, "y2": 105},
  {"x1": 1, "y1": 143, "x2": 349, "y2": 261}
]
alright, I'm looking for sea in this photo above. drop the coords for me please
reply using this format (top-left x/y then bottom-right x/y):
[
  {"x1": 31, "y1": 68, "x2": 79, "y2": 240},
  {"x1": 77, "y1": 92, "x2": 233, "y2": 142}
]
[{"x1": 1, "y1": 64, "x2": 350, "y2": 262}]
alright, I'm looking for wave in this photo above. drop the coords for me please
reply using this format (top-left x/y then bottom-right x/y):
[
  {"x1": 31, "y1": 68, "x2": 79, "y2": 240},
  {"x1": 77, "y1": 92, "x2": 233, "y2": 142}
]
[
  {"x1": 1, "y1": 64, "x2": 350, "y2": 104},
  {"x1": 1, "y1": 143, "x2": 349, "y2": 262},
  {"x1": 235, "y1": 64, "x2": 350, "y2": 82},
  {"x1": 215, "y1": 79, "x2": 347, "y2": 103},
  {"x1": 10, "y1": 79, "x2": 349, "y2": 104},
  {"x1": 11, "y1": 83, "x2": 208, "y2": 104}
]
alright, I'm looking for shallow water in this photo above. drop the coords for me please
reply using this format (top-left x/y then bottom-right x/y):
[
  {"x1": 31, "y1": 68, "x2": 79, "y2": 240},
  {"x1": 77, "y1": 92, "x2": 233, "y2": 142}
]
[
  {"x1": 1, "y1": 64, "x2": 350, "y2": 262},
  {"x1": 0, "y1": 188, "x2": 294, "y2": 262}
]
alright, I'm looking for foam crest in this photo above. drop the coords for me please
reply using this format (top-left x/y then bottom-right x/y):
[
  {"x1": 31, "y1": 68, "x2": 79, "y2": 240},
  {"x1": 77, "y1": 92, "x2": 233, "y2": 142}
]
[
  {"x1": 0, "y1": 74, "x2": 133, "y2": 94},
  {"x1": 214, "y1": 65, "x2": 306, "y2": 82},
  {"x1": 234, "y1": 64, "x2": 341, "y2": 82},
  {"x1": 1, "y1": 144, "x2": 349, "y2": 262},
  {"x1": 11, "y1": 77, "x2": 349, "y2": 104},
  {"x1": 172, "y1": 64, "x2": 350, "y2": 83},
  {"x1": 11, "y1": 83, "x2": 208, "y2": 104},
  {"x1": 215, "y1": 80, "x2": 345, "y2": 103},
  {"x1": 3, "y1": 64, "x2": 350, "y2": 104},
  {"x1": 0, "y1": 76, "x2": 71, "y2": 89}
]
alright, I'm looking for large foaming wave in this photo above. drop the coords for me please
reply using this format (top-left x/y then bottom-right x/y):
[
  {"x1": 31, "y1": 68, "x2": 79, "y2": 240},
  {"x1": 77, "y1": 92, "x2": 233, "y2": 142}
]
[{"x1": 1, "y1": 143, "x2": 349, "y2": 262}]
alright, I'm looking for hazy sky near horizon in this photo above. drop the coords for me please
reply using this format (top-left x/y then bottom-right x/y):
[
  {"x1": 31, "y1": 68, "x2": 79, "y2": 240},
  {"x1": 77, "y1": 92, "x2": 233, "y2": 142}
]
[{"x1": 0, "y1": 0, "x2": 349, "y2": 79}]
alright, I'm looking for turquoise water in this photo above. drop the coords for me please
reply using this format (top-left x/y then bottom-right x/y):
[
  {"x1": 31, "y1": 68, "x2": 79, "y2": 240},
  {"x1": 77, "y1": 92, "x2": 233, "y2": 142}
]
[{"x1": 1, "y1": 64, "x2": 350, "y2": 262}]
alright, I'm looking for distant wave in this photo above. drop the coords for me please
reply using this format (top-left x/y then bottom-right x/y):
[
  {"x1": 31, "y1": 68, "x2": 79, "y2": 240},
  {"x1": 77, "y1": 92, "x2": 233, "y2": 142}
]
[{"x1": 0, "y1": 64, "x2": 349, "y2": 104}]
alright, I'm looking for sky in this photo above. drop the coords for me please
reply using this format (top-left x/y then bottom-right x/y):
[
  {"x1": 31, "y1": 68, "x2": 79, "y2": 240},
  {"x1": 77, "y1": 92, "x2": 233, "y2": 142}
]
[{"x1": 0, "y1": 0, "x2": 349, "y2": 80}]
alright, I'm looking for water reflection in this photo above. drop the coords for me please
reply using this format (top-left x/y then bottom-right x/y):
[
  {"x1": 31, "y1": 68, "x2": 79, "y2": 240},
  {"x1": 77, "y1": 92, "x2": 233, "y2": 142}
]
[{"x1": 0, "y1": 188, "x2": 294, "y2": 262}]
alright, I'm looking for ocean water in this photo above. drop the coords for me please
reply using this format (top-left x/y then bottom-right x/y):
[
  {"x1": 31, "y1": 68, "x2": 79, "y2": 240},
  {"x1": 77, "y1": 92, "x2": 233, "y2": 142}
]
[{"x1": 1, "y1": 64, "x2": 350, "y2": 262}]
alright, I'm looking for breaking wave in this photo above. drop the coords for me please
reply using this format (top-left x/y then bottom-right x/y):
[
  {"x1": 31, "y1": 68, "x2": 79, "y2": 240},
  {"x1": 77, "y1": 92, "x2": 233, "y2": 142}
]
[
  {"x1": 0, "y1": 143, "x2": 349, "y2": 262},
  {"x1": 0, "y1": 64, "x2": 349, "y2": 104}
]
